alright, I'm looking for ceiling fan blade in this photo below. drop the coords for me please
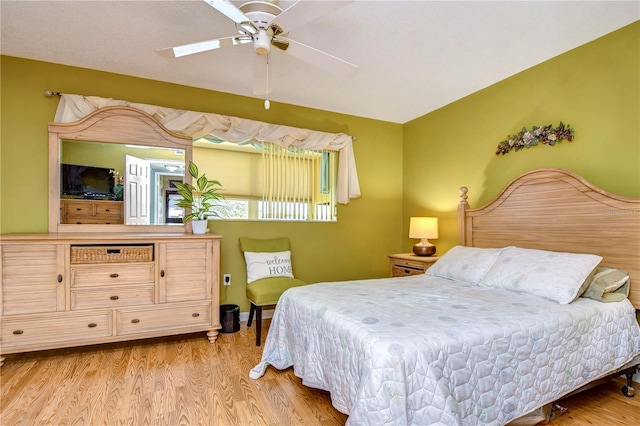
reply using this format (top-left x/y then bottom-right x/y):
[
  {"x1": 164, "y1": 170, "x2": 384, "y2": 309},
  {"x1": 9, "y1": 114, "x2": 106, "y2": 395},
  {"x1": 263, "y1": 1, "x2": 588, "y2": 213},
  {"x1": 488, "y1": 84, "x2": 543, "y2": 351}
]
[
  {"x1": 253, "y1": 54, "x2": 271, "y2": 96},
  {"x1": 270, "y1": 0, "x2": 354, "y2": 33},
  {"x1": 202, "y1": 0, "x2": 249, "y2": 24},
  {"x1": 157, "y1": 36, "x2": 251, "y2": 58},
  {"x1": 272, "y1": 38, "x2": 290, "y2": 51},
  {"x1": 275, "y1": 36, "x2": 357, "y2": 76}
]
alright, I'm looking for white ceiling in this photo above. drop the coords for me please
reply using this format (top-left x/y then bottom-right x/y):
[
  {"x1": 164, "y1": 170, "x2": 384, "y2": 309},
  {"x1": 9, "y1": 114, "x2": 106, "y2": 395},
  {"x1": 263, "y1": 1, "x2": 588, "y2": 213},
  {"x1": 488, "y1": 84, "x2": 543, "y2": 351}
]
[{"x1": 1, "y1": 1, "x2": 638, "y2": 124}]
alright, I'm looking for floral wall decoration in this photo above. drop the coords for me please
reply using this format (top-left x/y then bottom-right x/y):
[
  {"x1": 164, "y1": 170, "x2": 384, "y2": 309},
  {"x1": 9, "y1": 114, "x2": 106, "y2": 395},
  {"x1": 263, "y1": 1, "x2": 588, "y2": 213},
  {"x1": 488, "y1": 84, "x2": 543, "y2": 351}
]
[{"x1": 496, "y1": 122, "x2": 575, "y2": 155}]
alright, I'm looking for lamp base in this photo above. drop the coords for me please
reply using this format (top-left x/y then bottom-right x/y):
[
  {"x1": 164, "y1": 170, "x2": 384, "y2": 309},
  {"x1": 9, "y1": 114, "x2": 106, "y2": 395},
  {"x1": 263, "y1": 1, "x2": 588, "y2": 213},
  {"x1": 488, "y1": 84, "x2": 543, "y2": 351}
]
[{"x1": 413, "y1": 243, "x2": 436, "y2": 257}]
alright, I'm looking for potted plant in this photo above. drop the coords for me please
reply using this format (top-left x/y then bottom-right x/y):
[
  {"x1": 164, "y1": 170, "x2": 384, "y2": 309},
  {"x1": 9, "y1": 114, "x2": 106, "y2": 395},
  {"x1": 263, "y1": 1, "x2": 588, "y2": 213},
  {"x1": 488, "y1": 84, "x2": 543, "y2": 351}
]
[{"x1": 174, "y1": 161, "x2": 225, "y2": 234}]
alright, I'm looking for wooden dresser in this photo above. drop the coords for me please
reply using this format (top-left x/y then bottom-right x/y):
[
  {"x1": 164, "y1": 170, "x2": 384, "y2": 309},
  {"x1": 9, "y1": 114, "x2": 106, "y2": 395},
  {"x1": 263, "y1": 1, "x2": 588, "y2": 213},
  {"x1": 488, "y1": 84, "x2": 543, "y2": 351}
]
[
  {"x1": 0, "y1": 232, "x2": 221, "y2": 366},
  {"x1": 60, "y1": 199, "x2": 124, "y2": 224}
]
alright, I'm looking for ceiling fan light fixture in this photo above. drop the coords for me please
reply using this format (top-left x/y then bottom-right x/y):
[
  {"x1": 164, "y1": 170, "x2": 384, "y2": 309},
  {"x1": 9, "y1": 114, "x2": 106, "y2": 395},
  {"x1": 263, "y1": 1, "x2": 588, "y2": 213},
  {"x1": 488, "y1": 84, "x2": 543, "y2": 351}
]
[{"x1": 254, "y1": 29, "x2": 271, "y2": 55}]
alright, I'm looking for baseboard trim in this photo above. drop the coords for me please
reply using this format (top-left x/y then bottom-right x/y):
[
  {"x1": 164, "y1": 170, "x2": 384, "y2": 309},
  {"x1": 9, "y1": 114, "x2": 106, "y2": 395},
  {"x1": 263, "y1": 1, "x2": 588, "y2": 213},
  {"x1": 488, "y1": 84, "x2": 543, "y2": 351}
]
[{"x1": 239, "y1": 309, "x2": 274, "y2": 322}]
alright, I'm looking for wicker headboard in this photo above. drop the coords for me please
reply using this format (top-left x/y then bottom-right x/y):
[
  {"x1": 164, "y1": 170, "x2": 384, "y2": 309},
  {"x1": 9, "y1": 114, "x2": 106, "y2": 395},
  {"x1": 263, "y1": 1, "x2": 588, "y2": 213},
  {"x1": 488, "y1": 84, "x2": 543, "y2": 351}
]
[{"x1": 458, "y1": 168, "x2": 640, "y2": 309}]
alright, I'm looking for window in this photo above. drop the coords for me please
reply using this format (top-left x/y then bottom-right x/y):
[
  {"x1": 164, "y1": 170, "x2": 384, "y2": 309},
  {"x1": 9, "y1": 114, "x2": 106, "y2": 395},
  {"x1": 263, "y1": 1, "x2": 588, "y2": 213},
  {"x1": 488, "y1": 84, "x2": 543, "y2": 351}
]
[{"x1": 193, "y1": 141, "x2": 337, "y2": 222}]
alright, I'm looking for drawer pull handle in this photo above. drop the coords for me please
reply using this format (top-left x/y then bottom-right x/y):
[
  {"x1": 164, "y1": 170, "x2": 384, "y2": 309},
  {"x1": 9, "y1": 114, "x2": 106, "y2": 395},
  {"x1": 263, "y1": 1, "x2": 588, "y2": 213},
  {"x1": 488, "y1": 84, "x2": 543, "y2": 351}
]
[
  {"x1": 58, "y1": 274, "x2": 63, "y2": 283},
  {"x1": 105, "y1": 209, "x2": 111, "y2": 212},
  {"x1": 131, "y1": 318, "x2": 140, "y2": 324},
  {"x1": 192, "y1": 313, "x2": 200, "y2": 317},
  {"x1": 76, "y1": 208, "x2": 81, "y2": 211},
  {"x1": 160, "y1": 270, "x2": 165, "y2": 278},
  {"x1": 12, "y1": 329, "x2": 24, "y2": 335},
  {"x1": 110, "y1": 273, "x2": 119, "y2": 278},
  {"x1": 110, "y1": 295, "x2": 119, "y2": 300},
  {"x1": 88, "y1": 323, "x2": 97, "y2": 328},
  {"x1": 107, "y1": 249, "x2": 121, "y2": 254}
]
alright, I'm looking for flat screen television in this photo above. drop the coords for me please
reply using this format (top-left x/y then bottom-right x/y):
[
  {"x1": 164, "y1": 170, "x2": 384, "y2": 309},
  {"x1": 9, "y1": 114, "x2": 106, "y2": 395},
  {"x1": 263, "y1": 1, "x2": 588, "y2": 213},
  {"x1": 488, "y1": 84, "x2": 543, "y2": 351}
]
[{"x1": 61, "y1": 163, "x2": 116, "y2": 199}]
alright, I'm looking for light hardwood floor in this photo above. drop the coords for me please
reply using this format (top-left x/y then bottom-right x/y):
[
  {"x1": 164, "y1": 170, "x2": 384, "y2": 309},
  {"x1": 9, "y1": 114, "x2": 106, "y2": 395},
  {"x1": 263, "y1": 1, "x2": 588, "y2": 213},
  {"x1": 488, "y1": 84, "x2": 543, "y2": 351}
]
[{"x1": 1, "y1": 320, "x2": 638, "y2": 425}]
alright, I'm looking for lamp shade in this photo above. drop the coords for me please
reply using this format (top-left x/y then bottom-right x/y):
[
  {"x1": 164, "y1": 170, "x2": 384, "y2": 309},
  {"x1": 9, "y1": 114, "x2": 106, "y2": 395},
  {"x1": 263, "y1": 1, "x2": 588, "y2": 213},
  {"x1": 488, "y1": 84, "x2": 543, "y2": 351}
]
[{"x1": 409, "y1": 217, "x2": 439, "y2": 239}]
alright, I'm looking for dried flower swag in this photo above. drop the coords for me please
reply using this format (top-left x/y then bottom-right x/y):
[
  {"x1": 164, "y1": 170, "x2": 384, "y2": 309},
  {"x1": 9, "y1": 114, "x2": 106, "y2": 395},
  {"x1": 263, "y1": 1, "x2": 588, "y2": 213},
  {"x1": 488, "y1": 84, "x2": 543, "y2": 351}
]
[{"x1": 496, "y1": 122, "x2": 575, "y2": 155}]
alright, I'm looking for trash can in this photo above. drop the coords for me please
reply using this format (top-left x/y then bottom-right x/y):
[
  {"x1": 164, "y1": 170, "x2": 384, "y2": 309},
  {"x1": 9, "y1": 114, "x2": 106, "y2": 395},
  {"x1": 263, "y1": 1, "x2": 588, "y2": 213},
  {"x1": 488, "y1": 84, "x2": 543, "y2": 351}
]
[{"x1": 220, "y1": 304, "x2": 240, "y2": 333}]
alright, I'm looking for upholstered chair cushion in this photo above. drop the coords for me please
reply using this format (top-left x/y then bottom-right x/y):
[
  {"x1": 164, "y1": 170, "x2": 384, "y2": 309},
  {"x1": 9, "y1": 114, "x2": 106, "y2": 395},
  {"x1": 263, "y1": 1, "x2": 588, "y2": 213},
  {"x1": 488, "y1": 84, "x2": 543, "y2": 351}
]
[{"x1": 246, "y1": 276, "x2": 307, "y2": 305}]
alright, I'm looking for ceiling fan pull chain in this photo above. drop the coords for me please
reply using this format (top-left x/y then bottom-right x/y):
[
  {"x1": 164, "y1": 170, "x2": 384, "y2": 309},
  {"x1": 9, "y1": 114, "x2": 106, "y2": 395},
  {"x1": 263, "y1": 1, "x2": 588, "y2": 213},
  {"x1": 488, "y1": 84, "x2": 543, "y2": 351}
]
[{"x1": 264, "y1": 53, "x2": 271, "y2": 110}]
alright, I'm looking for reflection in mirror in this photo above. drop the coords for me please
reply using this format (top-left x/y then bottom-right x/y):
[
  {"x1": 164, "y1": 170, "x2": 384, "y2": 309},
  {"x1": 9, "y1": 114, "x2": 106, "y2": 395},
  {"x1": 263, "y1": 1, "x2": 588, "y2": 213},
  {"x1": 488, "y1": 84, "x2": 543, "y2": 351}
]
[
  {"x1": 147, "y1": 158, "x2": 185, "y2": 224},
  {"x1": 61, "y1": 140, "x2": 185, "y2": 225}
]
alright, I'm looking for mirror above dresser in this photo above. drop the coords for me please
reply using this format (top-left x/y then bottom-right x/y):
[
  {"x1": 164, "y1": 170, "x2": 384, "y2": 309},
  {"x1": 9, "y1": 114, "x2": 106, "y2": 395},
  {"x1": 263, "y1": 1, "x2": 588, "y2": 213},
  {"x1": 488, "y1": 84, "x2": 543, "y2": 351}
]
[{"x1": 48, "y1": 106, "x2": 194, "y2": 233}]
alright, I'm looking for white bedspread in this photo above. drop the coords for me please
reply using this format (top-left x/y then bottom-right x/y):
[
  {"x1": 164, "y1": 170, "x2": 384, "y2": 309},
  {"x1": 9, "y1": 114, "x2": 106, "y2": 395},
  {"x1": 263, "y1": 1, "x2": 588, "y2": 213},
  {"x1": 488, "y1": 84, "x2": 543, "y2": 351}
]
[{"x1": 250, "y1": 274, "x2": 640, "y2": 425}]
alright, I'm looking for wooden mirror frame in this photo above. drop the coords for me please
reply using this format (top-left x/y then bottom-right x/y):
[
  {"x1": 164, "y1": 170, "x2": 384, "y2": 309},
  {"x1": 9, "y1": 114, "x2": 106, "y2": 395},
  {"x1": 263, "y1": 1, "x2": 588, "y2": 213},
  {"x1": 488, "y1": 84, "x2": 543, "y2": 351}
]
[{"x1": 48, "y1": 106, "x2": 193, "y2": 233}]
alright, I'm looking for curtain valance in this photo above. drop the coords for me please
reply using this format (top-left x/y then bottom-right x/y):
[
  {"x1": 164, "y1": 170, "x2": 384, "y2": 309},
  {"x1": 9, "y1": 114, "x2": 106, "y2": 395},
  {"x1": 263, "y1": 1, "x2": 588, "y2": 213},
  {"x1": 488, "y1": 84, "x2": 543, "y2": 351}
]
[{"x1": 54, "y1": 94, "x2": 360, "y2": 204}]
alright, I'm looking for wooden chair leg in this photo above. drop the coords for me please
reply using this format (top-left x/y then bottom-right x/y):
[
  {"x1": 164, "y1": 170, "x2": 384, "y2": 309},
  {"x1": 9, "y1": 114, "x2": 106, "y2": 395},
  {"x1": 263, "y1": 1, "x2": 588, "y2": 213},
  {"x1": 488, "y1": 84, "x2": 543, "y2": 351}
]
[
  {"x1": 247, "y1": 303, "x2": 255, "y2": 327},
  {"x1": 255, "y1": 306, "x2": 263, "y2": 346}
]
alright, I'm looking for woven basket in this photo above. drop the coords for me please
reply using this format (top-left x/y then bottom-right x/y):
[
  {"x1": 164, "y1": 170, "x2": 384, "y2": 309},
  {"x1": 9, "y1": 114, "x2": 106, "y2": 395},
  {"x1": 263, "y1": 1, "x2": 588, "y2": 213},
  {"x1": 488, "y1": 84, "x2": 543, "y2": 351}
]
[{"x1": 70, "y1": 245, "x2": 154, "y2": 264}]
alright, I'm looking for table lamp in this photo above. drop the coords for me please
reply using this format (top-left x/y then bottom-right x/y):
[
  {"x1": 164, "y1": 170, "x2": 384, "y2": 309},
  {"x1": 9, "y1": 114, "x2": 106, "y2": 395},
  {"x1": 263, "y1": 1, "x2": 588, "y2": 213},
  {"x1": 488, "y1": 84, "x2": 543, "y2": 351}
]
[{"x1": 409, "y1": 217, "x2": 439, "y2": 256}]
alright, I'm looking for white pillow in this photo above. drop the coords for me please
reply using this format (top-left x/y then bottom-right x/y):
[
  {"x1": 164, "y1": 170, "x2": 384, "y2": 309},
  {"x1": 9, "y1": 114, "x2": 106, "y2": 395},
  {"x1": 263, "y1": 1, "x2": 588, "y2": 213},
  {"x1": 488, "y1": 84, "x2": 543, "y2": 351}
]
[
  {"x1": 244, "y1": 250, "x2": 294, "y2": 283},
  {"x1": 426, "y1": 245, "x2": 504, "y2": 285},
  {"x1": 478, "y1": 246, "x2": 602, "y2": 304}
]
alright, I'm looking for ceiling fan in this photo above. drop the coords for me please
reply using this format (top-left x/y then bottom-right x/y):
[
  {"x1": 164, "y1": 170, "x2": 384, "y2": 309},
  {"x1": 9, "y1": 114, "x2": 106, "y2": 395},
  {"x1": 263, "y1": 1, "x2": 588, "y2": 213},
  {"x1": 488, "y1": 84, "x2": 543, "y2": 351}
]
[{"x1": 158, "y1": 0, "x2": 357, "y2": 104}]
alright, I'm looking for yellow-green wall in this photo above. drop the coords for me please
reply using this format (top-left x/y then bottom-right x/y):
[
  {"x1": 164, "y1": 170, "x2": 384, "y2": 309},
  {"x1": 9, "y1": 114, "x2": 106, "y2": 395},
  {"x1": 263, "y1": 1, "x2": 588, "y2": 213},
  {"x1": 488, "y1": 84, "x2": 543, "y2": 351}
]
[
  {"x1": 1, "y1": 22, "x2": 638, "y2": 312},
  {"x1": 403, "y1": 21, "x2": 640, "y2": 254},
  {"x1": 0, "y1": 56, "x2": 404, "y2": 311}
]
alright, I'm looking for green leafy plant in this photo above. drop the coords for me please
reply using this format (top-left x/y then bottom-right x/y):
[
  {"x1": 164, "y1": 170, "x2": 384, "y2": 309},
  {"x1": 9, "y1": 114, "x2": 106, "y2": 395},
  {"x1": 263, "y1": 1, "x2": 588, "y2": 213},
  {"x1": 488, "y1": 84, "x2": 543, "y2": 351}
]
[{"x1": 174, "y1": 161, "x2": 225, "y2": 222}]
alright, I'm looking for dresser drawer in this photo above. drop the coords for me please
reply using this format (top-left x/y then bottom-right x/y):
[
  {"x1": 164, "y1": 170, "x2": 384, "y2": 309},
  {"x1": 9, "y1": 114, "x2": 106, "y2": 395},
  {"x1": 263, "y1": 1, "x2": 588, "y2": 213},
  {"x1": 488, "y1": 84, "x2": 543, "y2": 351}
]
[
  {"x1": 117, "y1": 302, "x2": 211, "y2": 335},
  {"x1": 64, "y1": 217, "x2": 123, "y2": 225},
  {"x1": 71, "y1": 263, "x2": 155, "y2": 287},
  {"x1": 94, "y1": 203, "x2": 123, "y2": 218},
  {"x1": 71, "y1": 285, "x2": 154, "y2": 310},
  {"x1": 60, "y1": 200, "x2": 124, "y2": 225},
  {"x1": 1, "y1": 311, "x2": 112, "y2": 352},
  {"x1": 61, "y1": 200, "x2": 95, "y2": 218}
]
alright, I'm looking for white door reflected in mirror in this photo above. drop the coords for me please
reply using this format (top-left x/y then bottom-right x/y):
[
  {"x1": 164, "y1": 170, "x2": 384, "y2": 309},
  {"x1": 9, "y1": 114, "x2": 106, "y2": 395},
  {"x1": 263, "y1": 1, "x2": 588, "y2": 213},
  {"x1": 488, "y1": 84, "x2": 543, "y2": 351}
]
[{"x1": 125, "y1": 155, "x2": 151, "y2": 225}]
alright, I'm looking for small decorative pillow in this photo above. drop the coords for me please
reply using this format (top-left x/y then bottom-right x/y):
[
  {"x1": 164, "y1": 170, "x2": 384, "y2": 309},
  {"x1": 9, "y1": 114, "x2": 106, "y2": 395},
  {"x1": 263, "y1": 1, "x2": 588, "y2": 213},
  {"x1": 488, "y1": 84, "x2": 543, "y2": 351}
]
[
  {"x1": 244, "y1": 251, "x2": 294, "y2": 283},
  {"x1": 581, "y1": 266, "x2": 630, "y2": 302},
  {"x1": 478, "y1": 246, "x2": 602, "y2": 304},
  {"x1": 426, "y1": 245, "x2": 505, "y2": 285}
]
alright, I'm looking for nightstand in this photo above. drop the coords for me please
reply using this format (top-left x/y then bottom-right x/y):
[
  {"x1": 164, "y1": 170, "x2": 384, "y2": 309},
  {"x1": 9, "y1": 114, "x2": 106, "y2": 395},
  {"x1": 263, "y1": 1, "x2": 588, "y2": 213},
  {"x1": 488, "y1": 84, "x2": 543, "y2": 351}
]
[{"x1": 388, "y1": 253, "x2": 439, "y2": 277}]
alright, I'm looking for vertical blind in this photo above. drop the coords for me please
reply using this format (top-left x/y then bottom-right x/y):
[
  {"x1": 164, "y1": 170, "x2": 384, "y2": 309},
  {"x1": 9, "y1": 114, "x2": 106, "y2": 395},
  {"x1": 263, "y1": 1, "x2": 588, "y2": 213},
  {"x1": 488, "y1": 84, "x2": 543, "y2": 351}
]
[
  {"x1": 193, "y1": 141, "x2": 337, "y2": 221},
  {"x1": 260, "y1": 143, "x2": 336, "y2": 221}
]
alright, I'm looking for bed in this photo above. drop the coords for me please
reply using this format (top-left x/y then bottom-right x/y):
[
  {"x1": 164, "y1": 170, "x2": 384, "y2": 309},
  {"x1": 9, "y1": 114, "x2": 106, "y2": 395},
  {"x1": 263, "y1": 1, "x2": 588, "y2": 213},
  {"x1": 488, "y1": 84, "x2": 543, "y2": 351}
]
[{"x1": 249, "y1": 168, "x2": 640, "y2": 425}]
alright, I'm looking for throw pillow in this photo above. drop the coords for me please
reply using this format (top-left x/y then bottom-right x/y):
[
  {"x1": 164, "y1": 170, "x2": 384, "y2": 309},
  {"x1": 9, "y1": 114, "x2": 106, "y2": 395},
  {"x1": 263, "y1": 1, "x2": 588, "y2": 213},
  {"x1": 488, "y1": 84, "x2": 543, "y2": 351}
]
[{"x1": 244, "y1": 250, "x2": 294, "y2": 283}]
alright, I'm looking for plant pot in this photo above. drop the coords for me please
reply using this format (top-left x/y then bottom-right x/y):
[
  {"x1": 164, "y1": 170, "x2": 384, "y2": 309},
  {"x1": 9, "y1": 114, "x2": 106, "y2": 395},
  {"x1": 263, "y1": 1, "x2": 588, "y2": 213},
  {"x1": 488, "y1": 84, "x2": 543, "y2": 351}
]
[{"x1": 191, "y1": 219, "x2": 208, "y2": 235}]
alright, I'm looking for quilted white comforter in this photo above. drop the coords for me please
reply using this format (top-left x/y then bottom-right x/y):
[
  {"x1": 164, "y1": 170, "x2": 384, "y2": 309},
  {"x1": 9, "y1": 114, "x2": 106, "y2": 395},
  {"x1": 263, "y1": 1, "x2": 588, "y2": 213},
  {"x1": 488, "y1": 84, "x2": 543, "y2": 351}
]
[{"x1": 250, "y1": 274, "x2": 640, "y2": 425}]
